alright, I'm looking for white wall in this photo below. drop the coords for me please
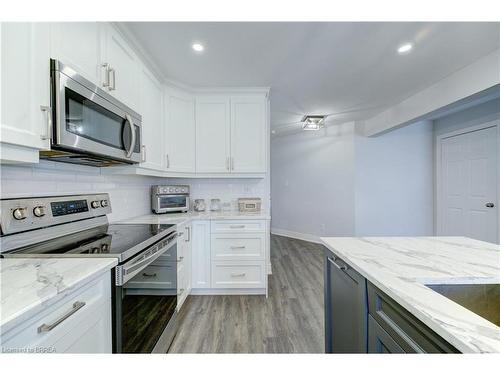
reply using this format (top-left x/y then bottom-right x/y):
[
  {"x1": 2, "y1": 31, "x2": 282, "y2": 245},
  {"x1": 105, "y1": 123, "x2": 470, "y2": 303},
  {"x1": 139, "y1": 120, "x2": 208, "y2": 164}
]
[
  {"x1": 354, "y1": 121, "x2": 434, "y2": 236},
  {"x1": 270, "y1": 122, "x2": 356, "y2": 240},
  {"x1": 270, "y1": 120, "x2": 435, "y2": 240},
  {"x1": 433, "y1": 97, "x2": 500, "y2": 136}
]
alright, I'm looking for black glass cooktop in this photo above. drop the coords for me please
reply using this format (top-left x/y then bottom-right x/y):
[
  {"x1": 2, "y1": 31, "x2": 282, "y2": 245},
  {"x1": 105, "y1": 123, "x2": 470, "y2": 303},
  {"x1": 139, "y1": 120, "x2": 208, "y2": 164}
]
[{"x1": 6, "y1": 223, "x2": 175, "y2": 262}]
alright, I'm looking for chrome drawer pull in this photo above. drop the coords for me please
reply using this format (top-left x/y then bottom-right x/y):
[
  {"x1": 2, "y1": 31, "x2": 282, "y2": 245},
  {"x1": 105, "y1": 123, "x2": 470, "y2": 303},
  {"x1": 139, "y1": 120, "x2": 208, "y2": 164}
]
[
  {"x1": 37, "y1": 301, "x2": 86, "y2": 333},
  {"x1": 230, "y1": 272, "x2": 246, "y2": 277},
  {"x1": 328, "y1": 257, "x2": 348, "y2": 271},
  {"x1": 142, "y1": 272, "x2": 157, "y2": 278},
  {"x1": 229, "y1": 225, "x2": 245, "y2": 229},
  {"x1": 230, "y1": 246, "x2": 246, "y2": 249}
]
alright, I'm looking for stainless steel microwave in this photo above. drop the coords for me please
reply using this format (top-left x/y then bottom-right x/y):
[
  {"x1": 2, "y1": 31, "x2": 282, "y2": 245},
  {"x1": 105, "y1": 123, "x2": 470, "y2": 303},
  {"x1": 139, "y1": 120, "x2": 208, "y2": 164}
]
[{"x1": 40, "y1": 59, "x2": 142, "y2": 167}]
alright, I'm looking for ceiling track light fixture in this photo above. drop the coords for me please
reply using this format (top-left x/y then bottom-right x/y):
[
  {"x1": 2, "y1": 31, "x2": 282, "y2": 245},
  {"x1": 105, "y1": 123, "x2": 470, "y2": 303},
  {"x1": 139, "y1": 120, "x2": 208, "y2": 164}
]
[{"x1": 301, "y1": 115, "x2": 326, "y2": 130}]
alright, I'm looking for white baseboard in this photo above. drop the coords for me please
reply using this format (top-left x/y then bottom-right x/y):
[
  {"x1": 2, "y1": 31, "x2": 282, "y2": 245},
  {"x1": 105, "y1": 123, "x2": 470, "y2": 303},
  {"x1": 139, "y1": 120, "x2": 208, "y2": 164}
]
[
  {"x1": 190, "y1": 288, "x2": 266, "y2": 296},
  {"x1": 270, "y1": 228, "x2": 322, "y2": 244}
]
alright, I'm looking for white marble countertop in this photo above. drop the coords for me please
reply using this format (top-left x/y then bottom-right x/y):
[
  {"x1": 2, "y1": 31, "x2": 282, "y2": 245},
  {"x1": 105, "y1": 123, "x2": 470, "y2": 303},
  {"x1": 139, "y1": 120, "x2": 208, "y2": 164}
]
[
  {"x1": 116, "y1": 210, "x2": 270, "y2": 225},
  {"x1": 320, "y1": 236, "x2": 500, "y2": 353},
  {"x1": 0, "y1": 257, "x2": 117, "y2": 334}
]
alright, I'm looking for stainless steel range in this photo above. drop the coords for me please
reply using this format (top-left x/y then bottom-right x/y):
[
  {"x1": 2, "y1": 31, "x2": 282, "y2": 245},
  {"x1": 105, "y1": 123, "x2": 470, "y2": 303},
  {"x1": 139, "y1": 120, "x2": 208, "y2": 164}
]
[{"x1": 0, "y1": 194, "x2": 178, "y2": 353}]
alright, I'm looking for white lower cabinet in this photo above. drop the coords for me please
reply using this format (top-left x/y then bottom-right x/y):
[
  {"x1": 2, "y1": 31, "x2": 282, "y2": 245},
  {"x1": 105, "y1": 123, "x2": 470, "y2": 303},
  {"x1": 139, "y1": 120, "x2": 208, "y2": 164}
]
[
  {"x1": 1, "y1": 272, "x2": 112, "y2": 353},
  {"x1": 191, "y1": 220, "x2": 211, "y2": 289},
  {"x1": 176, "y1": 221, "x2": 192, "y2": 309}
]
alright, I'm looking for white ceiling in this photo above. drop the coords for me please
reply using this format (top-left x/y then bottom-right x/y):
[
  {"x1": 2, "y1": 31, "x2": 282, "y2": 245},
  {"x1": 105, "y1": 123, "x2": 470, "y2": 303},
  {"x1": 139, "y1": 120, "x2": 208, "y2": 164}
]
[{"x1": 124, "y1": 22, "x2": 500, "y2": 135}]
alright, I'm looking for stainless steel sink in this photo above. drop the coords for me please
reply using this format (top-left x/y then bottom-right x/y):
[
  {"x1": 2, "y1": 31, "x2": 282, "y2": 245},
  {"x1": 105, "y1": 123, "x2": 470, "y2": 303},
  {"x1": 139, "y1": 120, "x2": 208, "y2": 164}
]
[{"x1": 426, "y1": 283, "x2": 500, "y2": 327}]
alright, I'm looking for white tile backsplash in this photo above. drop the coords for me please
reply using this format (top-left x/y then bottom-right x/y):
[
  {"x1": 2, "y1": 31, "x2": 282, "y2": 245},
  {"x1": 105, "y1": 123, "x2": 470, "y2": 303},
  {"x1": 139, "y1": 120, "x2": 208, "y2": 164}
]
[{"x1": 0, "y1": 161, "x2": 270, "y2": 222}]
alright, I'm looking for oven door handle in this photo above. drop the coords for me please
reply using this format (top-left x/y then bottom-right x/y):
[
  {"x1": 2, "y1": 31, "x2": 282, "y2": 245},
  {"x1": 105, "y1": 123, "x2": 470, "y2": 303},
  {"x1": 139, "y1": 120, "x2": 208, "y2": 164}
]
[
  {"x1": 124, "y1": 114, "x2": 136, "y2": 158},
  {"x1": 115, "y1": 232, "x2": 177, "y2": 286}
]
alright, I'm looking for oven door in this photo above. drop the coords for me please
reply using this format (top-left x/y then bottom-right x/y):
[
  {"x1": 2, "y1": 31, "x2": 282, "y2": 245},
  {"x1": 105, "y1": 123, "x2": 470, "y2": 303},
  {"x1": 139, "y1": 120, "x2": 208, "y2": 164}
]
[
  {"x1": 52, "y1": 60, "x2": 142, "y2": 163},
  {"x1": 156, "y1": 195, "x2": 189, "y2": 213},
  {"x1": 113, "y1": 233, "x2": 177, "y2": 353}
]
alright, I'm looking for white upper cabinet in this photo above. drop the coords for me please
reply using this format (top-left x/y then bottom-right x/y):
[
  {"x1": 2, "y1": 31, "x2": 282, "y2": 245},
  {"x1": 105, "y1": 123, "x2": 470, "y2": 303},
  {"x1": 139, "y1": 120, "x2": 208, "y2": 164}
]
[
  {"x1": 165, "y1": 88, "x2": 196, "y2": 173},
  {"x1": 230, "y1": 96, "x2": 267, "y2": 173},
  {"x1": 101, "y1": 25, "x2": 140, "y2": 111},
  {"x1": 1, "y1": 22, "x2": 51, "y2": 152},
  {"x1": 195, "y1": 96, "x2": 231, "y2": 173},
  {"x1": 139, "y1": 67, "x2": 164, "y2": 171},
  {"x1": 50, "y1": 22, "x2": 102, "y2": 85}
]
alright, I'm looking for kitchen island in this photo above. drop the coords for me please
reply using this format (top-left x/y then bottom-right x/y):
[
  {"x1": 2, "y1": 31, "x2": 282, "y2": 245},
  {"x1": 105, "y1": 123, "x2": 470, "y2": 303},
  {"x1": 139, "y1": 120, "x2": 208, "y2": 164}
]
[{"x1": 321, "y1": 236, "x2": 500, "y2": 353}]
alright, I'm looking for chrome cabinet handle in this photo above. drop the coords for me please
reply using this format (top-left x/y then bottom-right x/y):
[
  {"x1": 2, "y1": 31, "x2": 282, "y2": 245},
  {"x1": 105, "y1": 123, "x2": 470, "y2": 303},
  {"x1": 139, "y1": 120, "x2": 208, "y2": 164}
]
[
  {"x1": 101, "y1": 63, "x2": 110, "y2": 88},
  {"x1": 328, "y1": 257, "x2": 347, "y2": 271},
  {"x1": 226, "y1": 157, "x2": 230, "y2": 171},
  {"x1": 230, "y1": 245, "x2": 246, "y2": 249},
  {"x1": 185, "y1": 226, "x2": 190, "y2": 242},
  {"x1": 230, "y1": 225, "x2": 245, "y2": 229},
  {"x1": 230, "y1": 272, "x2": 246, "y2": 277},
  {"x1": 109, "y1": 67, "x2": 116, "y2": 91},
  {"x1": 486, "y1": 203, "x2": 495, "y2": 208},
  {"x1": 166, "y1": 154, "x2": 170, "y2": 168},
  {"x1": 40, "y1": 105, "x2": 52, "y2": 140},
  {"x1": 37, "y1": 301, "x2": 86, "y2": 333},
  {"x1": 125, "y1": 114, "x2": 136, "y2": 158},
  {"x1": 231, "y1": 157, "x2": 234, "y2": 171},
  {"x1": 142, "y1": 272, "x2": 157, "y2": 278},
  {"x1": 141, "y1": 145, "x2": 146, "y2": 162}
]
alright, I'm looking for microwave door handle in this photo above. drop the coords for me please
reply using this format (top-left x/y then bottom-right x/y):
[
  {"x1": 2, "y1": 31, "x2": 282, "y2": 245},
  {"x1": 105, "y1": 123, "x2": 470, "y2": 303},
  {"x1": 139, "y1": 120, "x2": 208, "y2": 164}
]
[{"x1": 124, "y1": 114, "x2": 136, "y2": 158}]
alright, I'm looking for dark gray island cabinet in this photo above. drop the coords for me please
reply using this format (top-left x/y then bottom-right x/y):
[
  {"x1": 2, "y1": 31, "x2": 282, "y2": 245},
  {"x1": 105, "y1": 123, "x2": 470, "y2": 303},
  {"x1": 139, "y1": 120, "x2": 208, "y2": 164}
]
[{"x1": 324, "y1": 250, "x2": 459, "y2": 353}]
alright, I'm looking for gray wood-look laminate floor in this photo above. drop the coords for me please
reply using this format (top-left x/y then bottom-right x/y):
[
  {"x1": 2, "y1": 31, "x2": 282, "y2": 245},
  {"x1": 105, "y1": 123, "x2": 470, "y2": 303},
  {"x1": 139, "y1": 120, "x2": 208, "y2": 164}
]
[{"x1": 168, "y1": 234, "x2": 325, "y2": 353}]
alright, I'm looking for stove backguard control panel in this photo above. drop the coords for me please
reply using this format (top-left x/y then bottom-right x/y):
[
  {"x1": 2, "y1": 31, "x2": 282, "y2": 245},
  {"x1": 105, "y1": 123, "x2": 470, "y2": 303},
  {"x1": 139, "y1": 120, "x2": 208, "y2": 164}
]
[{"x1": 0, "y1": 194, "x2": 112, "y2": 236}]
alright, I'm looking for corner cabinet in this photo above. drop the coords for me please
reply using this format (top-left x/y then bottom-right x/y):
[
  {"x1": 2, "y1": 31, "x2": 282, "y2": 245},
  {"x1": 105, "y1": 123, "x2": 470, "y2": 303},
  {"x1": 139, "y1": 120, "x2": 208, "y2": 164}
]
[
  {"x1": 1, "y1": 22, "x2": 51, "y2": 163},
  {"x1": 191, "y1": 220, "x2": 211, "y2": 289},
  {"x1": 139, "y1": 66, "x2": 164, "y2": 171}
]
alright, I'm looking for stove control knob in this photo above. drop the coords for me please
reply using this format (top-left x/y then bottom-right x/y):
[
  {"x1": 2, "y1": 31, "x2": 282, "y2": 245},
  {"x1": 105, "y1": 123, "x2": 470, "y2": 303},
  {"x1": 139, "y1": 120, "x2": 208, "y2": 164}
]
[
  {"x1": 100, "y1": 200, "x2": 108, "y2": 207},
  {"x1": 33, "y1": 206, "x2": 46, "y2": 217},
  {"x1": 91, "y1": 200, "x2": 100, "y2": 209},
  {"x1": 91, "y1": 247, "x2": 100, "y2": 254},
  {"x1": 12, "y1": 208, "x2": 27, "y2": 220},
  {"x1": 101, "y1": 244, "x2": 109, "y2": 252}
]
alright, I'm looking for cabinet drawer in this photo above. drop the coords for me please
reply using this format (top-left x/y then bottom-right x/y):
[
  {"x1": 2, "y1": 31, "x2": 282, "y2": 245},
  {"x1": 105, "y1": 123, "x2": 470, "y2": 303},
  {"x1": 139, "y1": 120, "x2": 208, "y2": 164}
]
[
  {"x1": 211, "y1": 262, "x2": 266, "y2": 289},
  {"x1": 367, "y1": 282, "x2": 458, "y2": 353},
  {"x1": 368, "y1": 315, "x2": 404, "y2": 353},
  {"x1": 211, "y1": 220, "x2": 266, "y2": 233},
  {"x1": 1, "y1": 272, "x2": 111, "y2": 353},
  {"x1": 125, "y1": 263, "x2": 176, "y2": 290},
  {"x1": 211, "y1": 233, "x2": 265, "y2": 261}
]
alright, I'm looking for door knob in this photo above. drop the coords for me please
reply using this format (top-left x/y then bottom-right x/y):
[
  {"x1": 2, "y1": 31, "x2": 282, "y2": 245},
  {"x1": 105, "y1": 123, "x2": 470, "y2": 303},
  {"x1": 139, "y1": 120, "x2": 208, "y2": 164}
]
[{"x1": 485, "y1": 203, "x2": 495, "y2": 208}]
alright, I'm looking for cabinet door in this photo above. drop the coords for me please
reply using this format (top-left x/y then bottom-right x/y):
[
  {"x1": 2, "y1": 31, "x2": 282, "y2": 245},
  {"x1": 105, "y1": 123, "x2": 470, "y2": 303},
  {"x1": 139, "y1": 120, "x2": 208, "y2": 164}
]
[
  {"x1": 230, "y1": 96, "x2": 267, "y2": 173},
  {"x1": 139, "y1": 67, "x2": 164, "y2": 171},
  {"x1": 191, "y1": 220, "x2": 211, "y2": 289},
  {"x1": 50, "y1": 22, "x2": 101, "y2": 85},
  {"x1": 1, "y1": 22, "x2": 51, "y2": 150},
  {"x1": 102, "y1": 25, "x2": 140, "y2": 111},
  {"x1": 324, "y1": 254, "x2": 367, "y2": 353},
  {"x1": 195, "y1": 96, "x2": 231, "y2": 173},
  {"x1": 165, "y1": 89, "x2": 195, "y2": 172},
  {"x1": 368, "y1": 316, "x2": 405, "y2": 353}
]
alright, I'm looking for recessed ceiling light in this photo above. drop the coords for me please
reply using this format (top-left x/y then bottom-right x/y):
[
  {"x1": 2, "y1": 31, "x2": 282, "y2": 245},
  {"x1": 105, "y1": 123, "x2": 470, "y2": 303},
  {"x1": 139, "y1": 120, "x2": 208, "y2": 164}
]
[
  {"x1": 192, "y1": 43, "x2": 204, "y2": 52},
  {"x1": 301, "y1": 115, "x2": 326, "y2": 131},
  {"x1": 397, "y1": 43, "x2": 413, "y2": 55}
]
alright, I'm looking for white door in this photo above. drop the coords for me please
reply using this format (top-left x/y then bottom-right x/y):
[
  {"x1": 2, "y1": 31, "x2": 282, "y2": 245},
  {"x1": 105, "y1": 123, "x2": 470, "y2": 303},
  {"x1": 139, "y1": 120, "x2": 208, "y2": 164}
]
[
  {"x1": 195, "y1": 96, "x2": 231, "y2": 173},
  {"x1": 102, "y1": 25, "x2": 140, "y2": 111},
  {"x1": 439, "y1": 126, "x2": 498, "y2": 243},
  {"x1": 191, "y1": 220, "x2": 211, "y2": 289},
  {"x1": 1, "y1": 22, "x2": 51, "y2": 150},
  {"x1": 230, "y1": 96, "x2": 267, "y2": 173},
  {"x1": 139, "y1": 67, "x2": 164, "y2": 171},
  {"x1": 165, "y1": 89, "x2": 195, "y2": 172},
  {"x1": 50, "y1": 22, "x2": 102, "y2": 85}
]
